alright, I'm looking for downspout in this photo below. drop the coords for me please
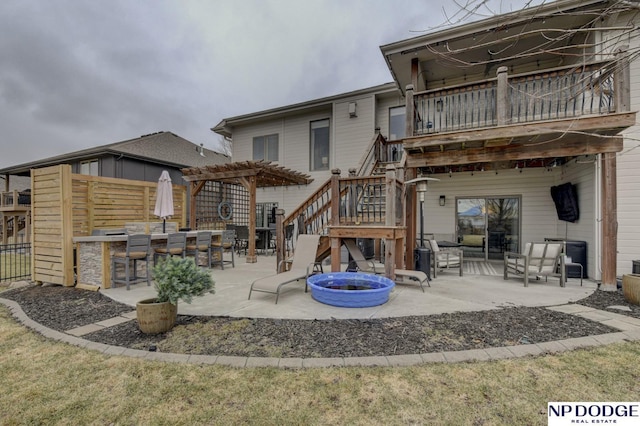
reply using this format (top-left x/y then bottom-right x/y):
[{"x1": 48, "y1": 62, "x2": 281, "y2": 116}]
[{"x1": 594, "y1": 154, "x2": 602, "y2": 282}]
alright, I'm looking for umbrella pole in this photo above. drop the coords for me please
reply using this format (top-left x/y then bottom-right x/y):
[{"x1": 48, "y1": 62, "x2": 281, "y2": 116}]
[{"x1": 163, "y1": 219, "x2": 166, "y2": 233}]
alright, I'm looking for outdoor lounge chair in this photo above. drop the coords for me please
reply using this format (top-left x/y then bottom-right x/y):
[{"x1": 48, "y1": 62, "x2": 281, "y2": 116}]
[
  {"x1": 428, "y1": 239, "x2": 463, "y2": 278},
  {"x1": 503, "y1": 241, "x2": 564, "y2": 287},
  {"x1": 248, "y1": 234, "x2": 323, "y2": 303},
  {"x1": 343, "y1": 238, "x2": 429, "y2": 292}
]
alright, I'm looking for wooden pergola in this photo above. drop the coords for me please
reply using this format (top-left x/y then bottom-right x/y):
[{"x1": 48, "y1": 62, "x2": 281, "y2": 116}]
[{"x1": 181, "y1": 160, "x2": 312, "y2": 262}]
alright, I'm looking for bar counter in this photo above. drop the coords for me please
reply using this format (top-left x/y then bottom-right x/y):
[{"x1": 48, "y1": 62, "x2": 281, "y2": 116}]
[{"x1": 73, "y1": 231, "x2": 223, "y2": 289}]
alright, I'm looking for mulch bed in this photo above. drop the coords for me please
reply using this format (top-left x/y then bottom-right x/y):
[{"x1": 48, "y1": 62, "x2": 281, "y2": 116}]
[{"x1": 1, "y1": 284, "x2": 638, "y2": 358}]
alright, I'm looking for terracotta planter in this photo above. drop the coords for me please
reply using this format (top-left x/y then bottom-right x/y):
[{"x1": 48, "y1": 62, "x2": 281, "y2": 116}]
[
  {"x1": 136, "y1": 298, "x2": 177, "y2": 334},
  {"x1": 622, "y1": 274, "x2": 640, "y2": 306}
]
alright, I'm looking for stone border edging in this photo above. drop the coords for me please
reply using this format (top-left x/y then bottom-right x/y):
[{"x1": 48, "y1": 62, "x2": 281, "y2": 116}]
[{"x1": 1, "y1": 297, "x2": 639, "y2": 368}]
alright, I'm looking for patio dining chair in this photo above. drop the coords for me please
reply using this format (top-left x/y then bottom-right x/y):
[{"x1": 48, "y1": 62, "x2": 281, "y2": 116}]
[
  {"x1": 111, "y1": 234, "x2": 151, "y2": 290},
  {"x1": 185, "y1": 231, "x2": 212, "y2": 268},
  {"x1": 234, "y1": 225, "x2": 250, "y2": 255},
  {"x1": 248, "y1": 234, "x2": 323, "y2": 303},
  {"x1": 504, "y1": 241, "x2": 564, "y2": 287},
  {"x1": 211, "y1": 229, "x2": 235, "y2": 269},
  {"x1": 153, "y1": 232, "x2": 187, "y2": 265},
  {"x1": 428, "y1": 239, "x2": 463, "y2": 278},
  {"x1": 343, "y1": 238, "x2": 430, "y2": 292}
]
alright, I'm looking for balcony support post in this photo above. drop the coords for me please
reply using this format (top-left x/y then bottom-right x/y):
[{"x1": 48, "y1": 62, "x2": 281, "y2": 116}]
[
  {"x1": 405, "y1": 84, "x2": 415, "y2": 138},
  {"x1": 330, "y1": 168, "x2": 342, "y2": 272},
  {"x1": 614, "y1": 46, "x2": 630, "y2": 113},
  {"x1": 601, "y1": 152, "x2": 617, "y2": 291},
  {"x1": 496, "y1": 66, "x2": 509, "y2": 126},
  {"x1": 385, "y1": 164, "x2": 397, "y2": 279}
]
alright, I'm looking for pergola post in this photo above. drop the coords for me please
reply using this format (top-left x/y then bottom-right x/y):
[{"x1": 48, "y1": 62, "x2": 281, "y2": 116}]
[{"x1": 246, "y1": 175, "x2": 257, "y2": 263}]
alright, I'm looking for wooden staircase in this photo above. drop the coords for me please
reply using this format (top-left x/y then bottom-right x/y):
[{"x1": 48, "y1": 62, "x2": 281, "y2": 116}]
[{"x1": 274, "y1": 132, "x2": 407, "y2": 276}]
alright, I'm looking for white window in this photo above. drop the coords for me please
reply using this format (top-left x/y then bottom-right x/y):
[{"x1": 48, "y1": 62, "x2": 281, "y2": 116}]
[
  {"x1": 310, "y1": 119, "x2": 330, "y2": 171},
  {"x1": 389, "y1": 106, "x2": 406, "y2": 140},
  {"x1": 80, "y1": 160, "x2": 99, "y2": 176},
  {"x1": 252, "y1": 134, "x2": 278, "y2": 161}
]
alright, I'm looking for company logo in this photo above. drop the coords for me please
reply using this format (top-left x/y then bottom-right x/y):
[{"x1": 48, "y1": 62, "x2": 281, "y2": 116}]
[{"x1": 548, "y1": 402, "x2": 640, "y2": 425}]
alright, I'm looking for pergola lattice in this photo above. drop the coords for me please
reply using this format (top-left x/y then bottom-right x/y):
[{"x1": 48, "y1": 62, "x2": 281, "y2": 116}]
[{"x1": 181, "y1": 160, "x2": 313, "y2": 262}]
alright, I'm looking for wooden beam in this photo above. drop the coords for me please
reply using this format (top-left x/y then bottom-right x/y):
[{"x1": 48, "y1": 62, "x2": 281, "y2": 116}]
[
  {"x1": 403, "y1": 112, "x2": 636, "y2": 151},
  {"x1": 406, "y1": 136, "x2": 623, "y2": 168},
  {"x1": 182, "y1": 169, "x2": 259, "y2": 182},
  {"x1": 601, "y1": 152, "x2": 617, "y2": 290}
]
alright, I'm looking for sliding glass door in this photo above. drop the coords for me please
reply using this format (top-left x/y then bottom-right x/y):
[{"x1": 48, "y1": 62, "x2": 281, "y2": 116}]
[{"x1": 456, "y1": 196, "x2": 520, "y2": 260}]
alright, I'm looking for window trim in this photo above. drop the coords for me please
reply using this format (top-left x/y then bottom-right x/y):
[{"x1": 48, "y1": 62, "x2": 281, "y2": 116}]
[
  {"x1": 309, "y1": 118, "x2": 330, "y2": 171},
  {"x1": 79, "y1": 159, "x2": 99, "y2": 176},
  {"x1": 389, "y1": 105, "x2": 406, "y2": 141},
  {"x1": 252, "y1": 134, "x2": 279, "y2": 162}
]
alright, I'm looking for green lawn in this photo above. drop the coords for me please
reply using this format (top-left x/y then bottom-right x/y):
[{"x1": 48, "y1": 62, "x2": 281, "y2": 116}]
[{"x1": 1, "y1": 305, "x2": 639, "y2": 425}]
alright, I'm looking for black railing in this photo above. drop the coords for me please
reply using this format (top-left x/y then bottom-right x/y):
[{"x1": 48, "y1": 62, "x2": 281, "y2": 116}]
[{"x1": 0, "y1": 242, "x2": 31, "y2": 283}]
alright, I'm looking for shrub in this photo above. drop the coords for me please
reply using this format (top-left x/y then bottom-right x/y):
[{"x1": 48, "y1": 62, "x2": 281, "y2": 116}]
[{"x1": 151, "y1": 257, "x2": 215, "y2": 305}]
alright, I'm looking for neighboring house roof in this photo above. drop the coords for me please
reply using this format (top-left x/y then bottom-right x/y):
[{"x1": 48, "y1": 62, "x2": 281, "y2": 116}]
[
  {"x1": 212, "y1": 82, "x2": 399, "y2": 138},
  {"x1": 0, "y1": 131, "x2": 229, "y2": 176}
]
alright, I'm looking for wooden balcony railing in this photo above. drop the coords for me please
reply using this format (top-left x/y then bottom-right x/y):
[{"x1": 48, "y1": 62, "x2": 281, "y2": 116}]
[
  {"x1": 0, "y1": 190, "x2": 31, "y2": 211},
  {"x1": 410, "y1": 61, "x2": 617, "y2": 135},
  {"x1": 278, "y1": 168, "x2": 404, "y2": 261}
]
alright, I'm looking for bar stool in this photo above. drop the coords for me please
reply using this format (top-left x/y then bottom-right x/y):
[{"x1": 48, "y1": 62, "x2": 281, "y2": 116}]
[
  {"x1": 212, "y1": 229, "x2": 235, "y2": 269},
  {"x1": 185, "y1": 231, "x2": 212, "y2": 268},
  {"x1": 111, "y1": 234, "x2": 151, "y2": 290},
  {"x1": 153, "y1": 232, "x2": 187, "y2": 265}
]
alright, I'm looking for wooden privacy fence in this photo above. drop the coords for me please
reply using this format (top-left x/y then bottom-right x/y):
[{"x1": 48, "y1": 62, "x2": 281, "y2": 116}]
[{"x1": 31, "y1": 165, "x2": 187, "y2": 286}]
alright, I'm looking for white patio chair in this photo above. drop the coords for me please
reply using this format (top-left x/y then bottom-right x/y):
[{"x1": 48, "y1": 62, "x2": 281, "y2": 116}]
[
  {"x1": 428, "y1": 239, "x2": 463, "y2": 278},
  {"x1": 503, "y1": 242, "x2": 564, "y2": 287}
]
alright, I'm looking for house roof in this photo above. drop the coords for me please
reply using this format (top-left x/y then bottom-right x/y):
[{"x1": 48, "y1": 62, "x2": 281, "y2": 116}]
[
  {"x1": 0, "y1": 131, "x2": 229, "y2": 176},
  {"x1": 181, "y1": 160, "x2": 313, "y2": 188},
  {"x1": 380, "y1": 0, "x2": 612, "y2": 94},
  {"x1": 212, "y1": 82, "x2": 399, "y2": 138}
]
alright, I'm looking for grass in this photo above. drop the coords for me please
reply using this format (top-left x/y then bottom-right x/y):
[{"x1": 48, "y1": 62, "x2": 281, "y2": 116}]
[
  {"x1": 0, "y1": 253, "x2": 30, "y2": 282},
  {"x1": 1, "y1": 306, "x2": 639, "y2": 425}
]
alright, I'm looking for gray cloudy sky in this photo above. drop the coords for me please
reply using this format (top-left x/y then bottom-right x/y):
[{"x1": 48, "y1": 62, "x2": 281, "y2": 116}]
[{"x1": 0, "y1": 0, "x2": 537, "y2": 168}]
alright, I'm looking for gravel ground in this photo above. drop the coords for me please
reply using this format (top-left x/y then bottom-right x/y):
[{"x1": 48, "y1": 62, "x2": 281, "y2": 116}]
[{"x1": 2, "y1": 284, "x2": 638, "y2": 358}]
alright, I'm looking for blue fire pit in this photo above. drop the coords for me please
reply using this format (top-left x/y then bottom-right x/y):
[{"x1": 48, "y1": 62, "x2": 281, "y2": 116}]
[{"x1": 306, "y1": 272, "x2": 395, "y2": 308}]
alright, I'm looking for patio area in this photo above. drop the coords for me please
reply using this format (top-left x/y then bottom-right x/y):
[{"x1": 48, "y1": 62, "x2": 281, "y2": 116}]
[{"x1": 101, "y1": 256, "x2": 597, "y2": 320}]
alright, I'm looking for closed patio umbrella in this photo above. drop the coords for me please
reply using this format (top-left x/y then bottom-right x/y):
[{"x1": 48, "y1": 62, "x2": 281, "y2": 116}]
[{"x1": 154, "y1": 170, "x2": 174, "y2": 233}]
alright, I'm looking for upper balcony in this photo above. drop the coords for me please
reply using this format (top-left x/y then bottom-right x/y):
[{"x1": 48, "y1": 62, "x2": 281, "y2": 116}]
[
  {"x1": 402, "y1": 60, "x2": 635, "y2": 170},
  {"x1": 0, "y1": 190, "x2": 31, "y2": 213}
]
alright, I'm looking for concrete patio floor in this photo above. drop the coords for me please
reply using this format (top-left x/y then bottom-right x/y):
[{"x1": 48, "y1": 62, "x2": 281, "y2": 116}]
[{"x1": 101, "y1": 255, "x2": 597, "y2": 320}]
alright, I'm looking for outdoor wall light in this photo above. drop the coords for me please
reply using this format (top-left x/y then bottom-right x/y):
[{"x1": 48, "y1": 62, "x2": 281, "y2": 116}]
[
  {"x1": 439, "y1": 195, "x2": 446, "y2": 206},
  {"x1": 348, "y1": 102, "x2": 357, "y2": 118}
]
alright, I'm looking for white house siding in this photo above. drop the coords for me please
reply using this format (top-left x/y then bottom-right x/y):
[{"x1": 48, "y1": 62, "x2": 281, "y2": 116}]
[
  {"x1": 231, "y1": 96, "x2": 380, "y2": 217},
  {"x1": 607, "y1": 8, "x2": 640, "y2": 276},
  {"x1": 333, "y1": 95, "x2": 376, "y2": 173},
  {"x1": 375, "y1": 93, "x2": 405, "y2": 140},
  {"x1": 556, "y1": 161, "x2": 597, "y2": 279},
  {"x1": 422, "y1": 168, "x2": 562, "y2": 252}
]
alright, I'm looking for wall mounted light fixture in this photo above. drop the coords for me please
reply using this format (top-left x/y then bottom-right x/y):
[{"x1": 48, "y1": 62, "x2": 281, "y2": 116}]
[
  {"x1": 439, "y1": 195, "x2": 446, "y2": 206},
  {"x1": 348, "y1": 102, "x2": 357, "y2": 118}
]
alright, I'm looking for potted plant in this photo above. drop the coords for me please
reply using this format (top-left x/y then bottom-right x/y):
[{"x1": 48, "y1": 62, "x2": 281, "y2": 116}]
[
  {"x1": 622, "y1": 274, "x2": 640, "y2": 306},
  {"x1": 136, "y1": 256, "x2": 215, "y2": 334}
]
